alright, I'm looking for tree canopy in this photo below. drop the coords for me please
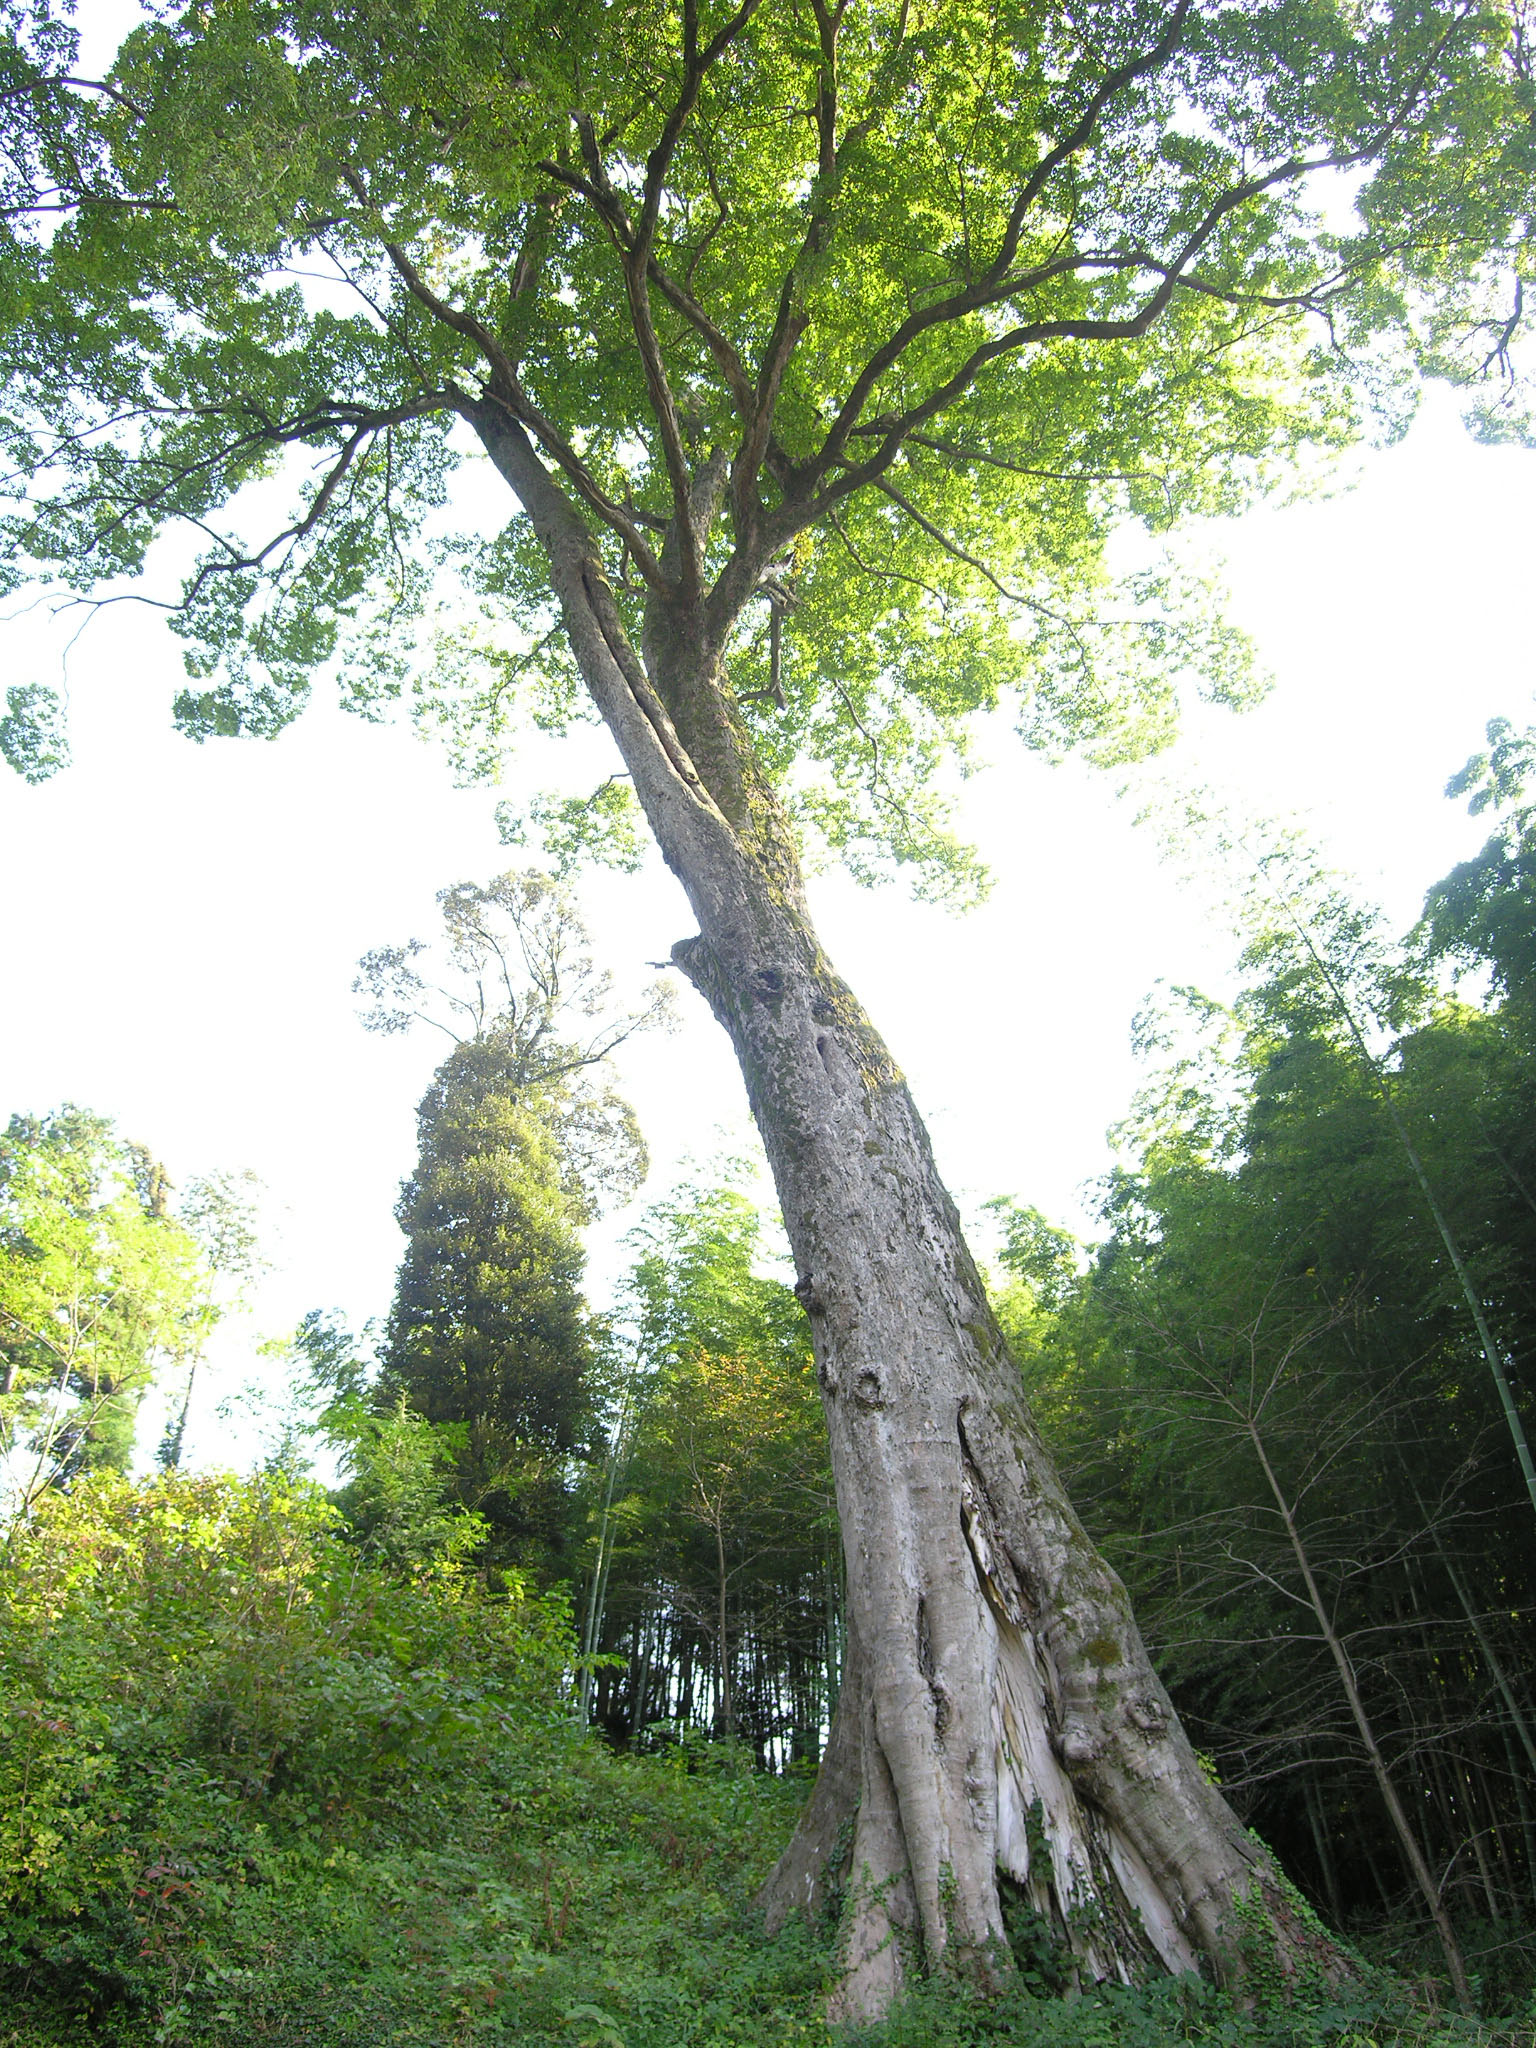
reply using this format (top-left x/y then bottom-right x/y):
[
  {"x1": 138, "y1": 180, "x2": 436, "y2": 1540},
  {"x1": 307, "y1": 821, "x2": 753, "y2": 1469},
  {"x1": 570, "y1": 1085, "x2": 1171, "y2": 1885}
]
[{"x1": 3, "y1": 0, "x2": 1532, "y2": 888}]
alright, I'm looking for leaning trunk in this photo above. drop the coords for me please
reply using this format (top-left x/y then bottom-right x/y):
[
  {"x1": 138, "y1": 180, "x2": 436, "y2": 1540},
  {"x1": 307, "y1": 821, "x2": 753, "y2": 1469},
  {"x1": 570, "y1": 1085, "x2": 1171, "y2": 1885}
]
[
  {"x1": 671, "y1": 841, "x2": 1333, "y2": 2014},
  {"x1": 472, "y1": 408, "x2": 1348, "y2": 2017}
]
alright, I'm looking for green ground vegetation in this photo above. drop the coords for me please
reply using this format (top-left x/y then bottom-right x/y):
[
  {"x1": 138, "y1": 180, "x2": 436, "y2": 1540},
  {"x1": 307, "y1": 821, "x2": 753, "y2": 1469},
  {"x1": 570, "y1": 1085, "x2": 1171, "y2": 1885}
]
[{"x1": 3, "y1": 1468, "x2": 1532, "y2": 2048}]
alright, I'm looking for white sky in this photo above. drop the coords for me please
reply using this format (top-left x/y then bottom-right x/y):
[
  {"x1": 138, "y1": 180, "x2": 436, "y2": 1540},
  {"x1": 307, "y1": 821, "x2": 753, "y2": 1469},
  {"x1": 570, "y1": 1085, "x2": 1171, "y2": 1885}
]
[{"x1": 2, "y1": 386, "x2": 1532, "y2": 1468}]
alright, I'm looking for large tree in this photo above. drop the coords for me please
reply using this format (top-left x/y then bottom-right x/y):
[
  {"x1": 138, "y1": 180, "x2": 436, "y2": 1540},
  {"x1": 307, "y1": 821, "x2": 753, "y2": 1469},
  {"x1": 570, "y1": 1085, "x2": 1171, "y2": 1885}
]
[{"x1": 3, "y1": 0, "x2": 1533, "y2": 2012}]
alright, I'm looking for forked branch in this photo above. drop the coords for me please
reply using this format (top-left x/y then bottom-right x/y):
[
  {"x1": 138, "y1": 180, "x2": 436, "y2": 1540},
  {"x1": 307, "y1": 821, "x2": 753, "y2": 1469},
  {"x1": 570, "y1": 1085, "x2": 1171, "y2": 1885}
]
[
  {"x1": 344, "y1": 164, "x2": 672, "y2": 587},
  {"x1": 800, "y1": 0, "x2": 1473, "y2": 513}
]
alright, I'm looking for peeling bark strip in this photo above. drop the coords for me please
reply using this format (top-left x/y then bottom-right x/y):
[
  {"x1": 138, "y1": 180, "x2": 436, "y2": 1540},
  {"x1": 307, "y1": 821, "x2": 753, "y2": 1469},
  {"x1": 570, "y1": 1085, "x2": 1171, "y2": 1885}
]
[{"x1": 467, "y1": 405, "x2": 1355, "y2": 2018}]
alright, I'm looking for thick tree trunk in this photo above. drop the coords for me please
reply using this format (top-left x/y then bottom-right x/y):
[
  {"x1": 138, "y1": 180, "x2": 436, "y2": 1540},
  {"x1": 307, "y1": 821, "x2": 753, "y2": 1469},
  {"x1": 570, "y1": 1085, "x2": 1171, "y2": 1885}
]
[
  {"x1": 472, "y1": 405, "x2": 1350, "y2": 2017},
  {"x1": 672, "y1": 856, "x2": 1332, "y2": 2015}
]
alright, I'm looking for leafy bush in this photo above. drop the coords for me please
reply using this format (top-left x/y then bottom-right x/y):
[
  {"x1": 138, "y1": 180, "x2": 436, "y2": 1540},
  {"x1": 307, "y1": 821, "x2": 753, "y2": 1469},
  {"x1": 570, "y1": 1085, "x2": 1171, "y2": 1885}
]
[
  {"x1": 4, "y1": 1473, "x2": 1531, "y2": 2048},
  {"x1": 1, "y1": 1469, "x2": 573, "y2": 2018}
]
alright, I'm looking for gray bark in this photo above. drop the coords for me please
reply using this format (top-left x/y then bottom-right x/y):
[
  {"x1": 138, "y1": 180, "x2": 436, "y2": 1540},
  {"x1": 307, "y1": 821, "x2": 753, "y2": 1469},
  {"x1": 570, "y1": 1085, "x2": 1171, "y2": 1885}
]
[
  {"x1": 470, "y1": 400, "x2": 1352, "y2": 2016},
  {"x1": 674, "y1": 855, "x2": 1288, "y2": 2012}
]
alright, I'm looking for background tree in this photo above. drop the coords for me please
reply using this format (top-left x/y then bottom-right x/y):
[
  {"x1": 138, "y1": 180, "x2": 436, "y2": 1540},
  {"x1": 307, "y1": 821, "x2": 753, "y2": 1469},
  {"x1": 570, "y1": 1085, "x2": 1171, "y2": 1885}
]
[
  {"x1": 583, "y1": 1186, "x2": 838, "y2": 1764},
  {"x1": 383, "y1": 1041, "x2": 599, "y2": 1566},
  {"x1": 0, "y1": 1107, "x2": 214, "y2": 1513},
  {"x1": 4, "y1": 0, "x2": 1535, "y2": 2008},
  {"x1": 362, "y1": 873, "x2": 657, "y2": 1569}
]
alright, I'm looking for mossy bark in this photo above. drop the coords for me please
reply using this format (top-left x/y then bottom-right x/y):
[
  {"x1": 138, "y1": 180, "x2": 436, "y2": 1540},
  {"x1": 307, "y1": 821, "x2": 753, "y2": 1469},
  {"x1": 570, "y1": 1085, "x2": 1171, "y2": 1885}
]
[{"x1": 473, "y1": 404, "x2": 1354, "y2": 2020}]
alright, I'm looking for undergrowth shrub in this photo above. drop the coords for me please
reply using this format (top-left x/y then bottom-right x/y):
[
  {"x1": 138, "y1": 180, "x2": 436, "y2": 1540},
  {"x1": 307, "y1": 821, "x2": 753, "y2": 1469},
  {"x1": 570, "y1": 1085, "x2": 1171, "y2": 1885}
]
[
  {"x1": 842, "y1": 1969, "x2": 1536, "y2": 2048},
  {"x1": 3, "y1": 1473, "x2": 1532, "y2": 2048},
  {"x1": 0, "y1": 1469, "x2": 574, "y2": 2021}
]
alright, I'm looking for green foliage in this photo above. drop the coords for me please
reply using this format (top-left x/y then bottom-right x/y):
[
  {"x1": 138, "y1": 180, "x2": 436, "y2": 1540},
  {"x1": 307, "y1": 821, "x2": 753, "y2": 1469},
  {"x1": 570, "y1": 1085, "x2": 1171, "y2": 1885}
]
[
  {"x1": 284, "y1": 1302, "x2": 490, "y2": 1577},
  {"x1": 497, "y1": 781, "x2": 651, "y2": 879},
  {"x1": 1422, "y1": 715, "x2": 1536, "y2": 1002},
  {"x1": 1000, "y1": 804, "x2": 1536, "y2": 2001},
  {"x1": 0, "y1": 1470, "x2": 570, "y2": 1994},
  {"x1": 0, "y1": 1109, "x2": 216, "y2": 1503},
  {"x1": 0, "y1": 1466, "x2": 823, "y2": 2046},
  {"x1": 0, "y1": 682, "x2": 69, "y2": 783},
  {"x1": 332, "y1": 1394, "x2": 491, "y2": 1578},
  {"x1": 3, "y1": 0, "x2": 1531, "y2": 894},
  {"x1": 842, "y1": 1971, "x2": 1536, "y2": 2048},
  {"x1": 582, "y1": 1186, "x2": 838, "y2": 1756},
  {"x1": 986, "y1": 1197, "x2": 1083, "y2": 1357}
]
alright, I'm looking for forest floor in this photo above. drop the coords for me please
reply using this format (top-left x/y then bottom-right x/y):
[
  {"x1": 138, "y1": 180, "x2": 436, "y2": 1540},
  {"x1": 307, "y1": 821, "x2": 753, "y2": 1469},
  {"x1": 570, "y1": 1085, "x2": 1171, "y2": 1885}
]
[
  {"x1": 7, "y1": 1719, "x2": 1535, "y2": 2048},
  {"x1": 4, "y1": 1474, "x2": 1534, "y2": 2048}
]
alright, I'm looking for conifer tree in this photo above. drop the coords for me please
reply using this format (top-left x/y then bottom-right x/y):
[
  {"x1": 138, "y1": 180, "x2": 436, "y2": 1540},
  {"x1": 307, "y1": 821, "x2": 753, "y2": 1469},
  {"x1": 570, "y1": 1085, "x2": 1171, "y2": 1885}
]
[
  {"x1": 360, "y1": 874, "x2": 658, "y2": 1564},
  {"x1": 381, "y1": 1036, "x2": 597, "y2": 1561}
]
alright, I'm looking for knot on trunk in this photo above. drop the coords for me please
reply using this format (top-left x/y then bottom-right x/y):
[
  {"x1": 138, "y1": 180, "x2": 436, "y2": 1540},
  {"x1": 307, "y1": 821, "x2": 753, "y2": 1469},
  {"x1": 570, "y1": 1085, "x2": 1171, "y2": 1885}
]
[
  {"x1": 1126, "y1": 1693, "x2": 1170, "y2": 1736},
  {"x1": 669, "y1": 935, "x2": 732, "y2": 1025},
  {"x1": 1059, "y1": 1720, "x2": 1108, "y2": 1767},
  {"x1": 794, "y1": 1272, "x2": 824, "y2": 1316},
  {"x1": 671, "y1": 933, "x2": 707, "y2": 984}
]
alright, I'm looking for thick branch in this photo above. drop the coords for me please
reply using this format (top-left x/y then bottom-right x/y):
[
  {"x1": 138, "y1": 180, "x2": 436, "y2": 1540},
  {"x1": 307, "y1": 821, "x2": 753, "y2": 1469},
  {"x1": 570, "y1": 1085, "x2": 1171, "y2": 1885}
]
[
  {"x1": 464, "y1": 394, "x2": 735, "y2": 882},
  {"x1": 981, "y1": 1, "x2": 1194, "y2": 295},
  {"x1": 646, "y1": 260, "x2": 759, "y2": 417},
  {"x1": 811, "y1": 2, "x2": 1194, "y2": 480},
  {"x1": 340, "y1": 165, "x2": 518, "y2": 385},
  {"x1": 0, "y1": 72, "x2": 148, "y2": 116},
  {"x1": 343, "y1": 164, "x2": 672, "y2": 585},
  {"x1": 633, "y1": 0, "x2": 764, "y2": 263},
  {"x1": 551, "y1": 3, "x2": 764, "y2": 587}
]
